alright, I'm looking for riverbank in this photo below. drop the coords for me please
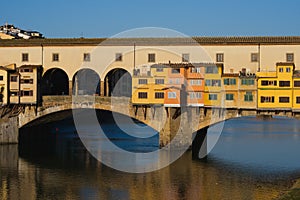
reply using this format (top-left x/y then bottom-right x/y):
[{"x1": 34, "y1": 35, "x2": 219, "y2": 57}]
[{"x1": 276, "y1": 179, "x2": 300, "y2": 200}]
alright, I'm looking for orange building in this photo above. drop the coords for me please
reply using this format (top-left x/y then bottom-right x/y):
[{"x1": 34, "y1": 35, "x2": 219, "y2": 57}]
[
  {"x1": 186, "y1": 63, "x2": 205, "y2": 107},
  {"x1": 164, "y1": 63, "x2": 185, "y2": 107}
]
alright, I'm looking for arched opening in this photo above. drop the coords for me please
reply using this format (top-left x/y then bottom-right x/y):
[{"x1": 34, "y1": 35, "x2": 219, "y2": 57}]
[
  {"x1": 104, "y1": 68, "x2": 132, "y2": 97},
  {"x1": 72, "y1": 69, "x2": 100, "y2": 95},
  {"x1": 41, "y1": 68, "x2": 69, "y2": 95}
]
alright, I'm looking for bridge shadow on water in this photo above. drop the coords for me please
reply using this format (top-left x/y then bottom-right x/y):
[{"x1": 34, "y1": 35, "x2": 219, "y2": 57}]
[{"x1": 19, "y1": 109, "x2": 159, "y2": 167}]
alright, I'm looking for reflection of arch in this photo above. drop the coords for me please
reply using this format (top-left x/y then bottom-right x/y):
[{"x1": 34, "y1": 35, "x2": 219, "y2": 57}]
[
  {"x1": 41, "y1": 68, "x2": 69, "y2": 95},
  {"x1": 72, "y1": 69, "x2": 100, "y2": 95},
  {"x1": 104, "y1": 68, "x2": 132, "y2": 97}
]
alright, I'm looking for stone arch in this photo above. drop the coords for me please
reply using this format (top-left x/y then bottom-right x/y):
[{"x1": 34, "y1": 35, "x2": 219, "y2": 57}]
[
  {"x1": 103, "y1": 68, "x2": 132, "y2": 97},
  {"x1": 41, "y1": 68, "x2": 69, "y2": 95},
  {"x1": 72, "y1": 68, "x2": 100, "y2": 95}
]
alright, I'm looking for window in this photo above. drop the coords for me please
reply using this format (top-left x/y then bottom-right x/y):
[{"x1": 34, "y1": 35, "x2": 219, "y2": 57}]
[
  {"x1": 241, "y1": 79, "x2": 254, "y2": 85},
  {"x1": 10, "y1": 91, "x2": 19, "y2": 96},
  {"x1": 138, "y1": 92, "x2": 147, "y2": 99},
  {"x1": 156, "y1": 67, "x2": 163, "y2": 72},
  {"x1": 155, "y1": 92, "x2": 164, "y2": 99},
  {"x1": 286, "y1": 53, "x2": 294, "y2": 62},
  {"x1": 138, "y1": 79, "x2": 148, "y2": 84},
  {"x1": 244, "y1": 92, "x2": 253, "y2": 102},
  {"x1": 171, "y1": 68, "x2": 180, "y2": 74},
  {"x1": 20, "y1": 79, "x2": 33, "y2": 84},
  {"x1": 261, "y1": 80, "x2": 277, "y2": 86},
  {"x1": 115, "y1": 53, "x2": 122, "y2": 61},
  {"x1": 205, "y1": 79, "x2": 220, "y2": 86},
  {"x1": 279, "y1": 81, "x2": 290, "y2": 87},
  {"x1": 294, "y1": 81, "x2": 300, "y2": 87},
  {"x1": 148, "y1": 53, "x2": 155, "y2": 62},
  {"x1": 191, "y1": 67, "x2": 201, "y2": 73},
  {"x1": 209, "y1": 94, "x2": 217, "y2": 100},
  {"x1": 297, "y1": 97, "x2": 300, "y2": 104},
  {"x1": 216, "y1": 53, "x2": 224, "y2": 62},
  {"x1": 190, "y1": 92, "x2": 202, "y2": 99},
  {"x1": 10, "y1": 76, "x2": 18, "y2": 82},
  {"x1": 205, "y1": 66, "x2": 218, "y2": 74},
  {"x1": 182, "y1": 53, "x2": 190, "y2": 62},
  {"x1": 223, "y1": 78, "x2": 236, "y2": 85},
  {"x1": 22, "y1": 90, "x2": 33, "y2": 96},
  {"x1": 0, "y1": 76, "x2": 3, "y2": 81},
  {"x1": 251, "y1": 53, "x2": 258, "y2": 62},
  {"x1": 226, "y1": 93, "x2": 234, "y2": 101},
  {"x1": 168, "y1": 92, "x2": 176, "y2": 99},
  {"x1": 279, "y1": 68, "x2": 284, "y2": 72},
  {"x1": 212, "y1": 79, "x2": 221, "y2": 86},
  {"x1": 52, "y1": 53, "x2": 59, "y2": 62},
  {"x1": 83, "y1": 53, "x2": 91, "y2": 62},
  {"x1": 20, "y1": 68, "x2": 33, "y2": 73},
  {"x1": 279, "y1": 97, "x2": 289, "y2": 103},
  {"x1": 286, "y1": 67, "x2": 291, "y2": 73},
  {"x1": 190, "y1": 80, "x2": 202, "y2": 85},
  {"x1": 155, "y1": 79, "x2": 164, "y2": 84},
  {"x1": 260, "y1": 96, "x2": 274, "y2": 103},
  {"x1": 22, "y1": 53, "x2": 29, "y2": 62}
]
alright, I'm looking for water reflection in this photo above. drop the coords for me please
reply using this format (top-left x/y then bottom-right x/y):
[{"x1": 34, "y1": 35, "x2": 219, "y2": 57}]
[{"x1": 1, "y1": 116, "x2": 300, "y2": 199}]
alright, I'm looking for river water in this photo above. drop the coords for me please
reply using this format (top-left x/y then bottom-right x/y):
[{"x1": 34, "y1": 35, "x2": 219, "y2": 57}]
[{"x1": 1, "y1": 112, "x2": 300, "y2": 200}]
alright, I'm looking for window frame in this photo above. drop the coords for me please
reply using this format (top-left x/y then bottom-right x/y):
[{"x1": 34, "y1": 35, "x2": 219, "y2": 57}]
[
  {"x1": 286, "y1": 53, "x2": 294, "y2": 62},
  {"x1": 83, "y1": 53, "x2": 91, "y2": 62},
  {"x1": 22, "y1": 53, "x2": 29, "y2": 62},
  {"x1": 52, "y1": 53, "x2": 59, "y2": 62},
  {"x1": 182, "y1": 53, "x2": 190, "y2": 62},
  {"x1": 115, "y1": 53, "x2": 122, "y2": 62},
  {"x1": 148, "y1": 53, "x2": 155, "y2": 63},
  {"x1": 251, "y1": 53, "x2": 258, "y2": 62},
  {"x1": 216, "y1": 53, "x2": 224, "y2": 62},
  {"x1": 138, "y1": 92, "x2": 148, "y2": 99}
]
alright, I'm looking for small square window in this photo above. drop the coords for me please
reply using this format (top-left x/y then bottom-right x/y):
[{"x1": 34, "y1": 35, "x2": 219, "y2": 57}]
[
  {"x1": 10, "y1": 76, "x2": 18, "y2": 82},
  {"x1": 22, "y1": 53, "x2": 29, "y2": 62},
  {"x1": 279, "y1": 68, "x2": 284, "y2": 72},
  {"x1": 182, "y1": 53, "x2": 190, "y2": 62},
  {"x1": 83, "y1": 53, "x2": 90, "y2": 62},
  {"x1": 52, "y1": 53, "x2": 59, "y2": 62},
  {"x1": 286, "y1": 67, "x2": 291, "y2": 73},
  {"x1": 148, "y1": 53, "x2": 155, "y2": 62},
  {"x1": 115, "y1": 53, "x2": 122, "y2": 61},
  {"x1": 251, "y1": 53, "x2": 258, "y2": 62},
  {"x1": 216, "y1": 53, "x2": 224, "y2": 62},
  {"x1": 286, "y1": 53, "x2": 294, "y2": 62}
]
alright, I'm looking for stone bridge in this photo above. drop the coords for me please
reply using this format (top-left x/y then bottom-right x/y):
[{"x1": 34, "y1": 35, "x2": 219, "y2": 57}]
[{"x1": 1, "y1": 95, "x2": 299, "y2": 158}]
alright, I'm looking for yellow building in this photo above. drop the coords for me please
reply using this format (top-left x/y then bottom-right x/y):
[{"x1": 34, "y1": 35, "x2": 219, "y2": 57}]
[
  {"x1": 238, "y1": 71, "x2": 257, "y2": 110},
  {"x1": 257, "y1": 62, "x2": 294, "y2": 110},
  {"x1": 132, "y1": 64, "x2": 166, "y2": 105},
  {"x1": 293, "y1": 70, "x2": 300, "y2": 111},
  {"x1": 204, "y1": 63, "x2": 223, "y2": 107},
  {"x1": 222, "y1": 73, "x2": 239, "y2": 108},
  {"x1": 17, "y1": 65, "x2": 42, "y2": 105},
  {"x1": 0, "y1": 67, "x2": 11, "y2": 105},
  {"x1": 0, "y1": 64, "x2": 16, "y2": 105}
]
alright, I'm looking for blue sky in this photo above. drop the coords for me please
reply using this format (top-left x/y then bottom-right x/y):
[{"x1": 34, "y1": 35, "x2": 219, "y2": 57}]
[{"x1": 1, "y1": 0, "x2": 300, "y2": 38}]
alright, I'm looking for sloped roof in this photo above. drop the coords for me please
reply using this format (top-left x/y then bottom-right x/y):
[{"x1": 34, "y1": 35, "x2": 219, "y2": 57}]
[{"x1": 1, "y1": 36, "x2": 300, "y2": 47}]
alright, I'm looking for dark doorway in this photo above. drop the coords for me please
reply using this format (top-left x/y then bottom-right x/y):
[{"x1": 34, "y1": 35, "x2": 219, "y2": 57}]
[
  {"x1": 104, "y1": 68, "x2": 132, "y2": 97},
  {"x1": 72, "y1": 69, "x2": 100, "y2": 95},
  {"x1": 42, "y1": 68, "x2": 69, "y2": 95}
]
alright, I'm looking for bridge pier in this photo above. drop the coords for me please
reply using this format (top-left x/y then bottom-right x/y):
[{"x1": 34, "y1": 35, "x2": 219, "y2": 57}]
[
  {"x1": 192, "y1": 127, "x2": 208, "y2": 160},
  {"x1": 0, "y1": 117, "x2": 19, "y2": 144},
  {"x1": 159, "y1": 107, "x2": 197, "y2": 149}
]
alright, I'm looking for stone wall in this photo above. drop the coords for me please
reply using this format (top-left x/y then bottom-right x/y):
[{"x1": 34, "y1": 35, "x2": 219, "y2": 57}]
[{"x1": 0, "y1": 117, "x2": 18, "y2": 144}]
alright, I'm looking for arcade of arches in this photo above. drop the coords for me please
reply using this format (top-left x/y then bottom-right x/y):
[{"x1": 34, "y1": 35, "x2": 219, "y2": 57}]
[{"x1": 41, "y1": 68, "x2": 132, "y2": 97}]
